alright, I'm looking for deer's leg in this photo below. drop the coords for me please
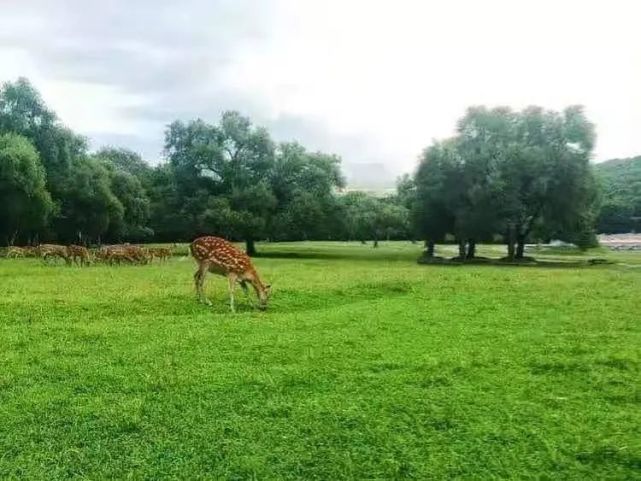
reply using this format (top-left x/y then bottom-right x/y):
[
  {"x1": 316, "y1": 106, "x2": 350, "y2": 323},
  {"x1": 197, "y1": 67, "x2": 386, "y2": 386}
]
[
  {"x1": 240, "y1": 280, "x2": 250, "y2": 298},
  {"x1": 194, "y1": 262, "x2": 212, "y2": 306},
  {"x1": 227, "y1": 273, "x2": 239, "y2": 313}
]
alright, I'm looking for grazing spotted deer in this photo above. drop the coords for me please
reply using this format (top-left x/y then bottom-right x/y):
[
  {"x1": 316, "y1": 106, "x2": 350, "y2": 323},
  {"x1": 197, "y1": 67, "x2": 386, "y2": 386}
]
[
  {"x1": 190, "y1": 236, "x2": 271, "y2": 312},
  {"x1": 23, "y1": 246, "x2": 39, "y2": 257},
  {"x1": 100, "y1": 245, "x2": 135, "y2": 265},
  {"x1": 39, "y1": 244, "x2": 71, "y2": 265},
  {"x1": 127, "y1": 245, "x2": 150, "y2": 264},
  {"x1": 66, "y1": 245, "x2": 92, "y2": 266},
  {"x1": 7, "y1": 246, "x2": 25, "y2": 258},
  {"x1": 149, "y1": 247, "x2": 171, "y2": 263}
]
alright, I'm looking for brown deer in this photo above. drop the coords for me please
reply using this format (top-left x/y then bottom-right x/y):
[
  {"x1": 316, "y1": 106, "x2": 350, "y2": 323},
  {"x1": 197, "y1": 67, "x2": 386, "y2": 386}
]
[
  {"x1": 39, "y1": 244, "x2": 71, "y2": 264},
  {"x1": 100, "y1": 245, "x2": 136, "y2": 265},
  {"x1": 7, "y1": 246, "x2": 25, "y2": 258},
  {"x1": 149, "y1": 247, "x2": 171, "y2": 263},
  {"x1": 66, "y1": 245, "x2": 92, "y2": 266},
  {"x1": 23, "y1": 246, "x2": 39, "y2": 257},
  {"x1": 190, "y1": 236, "x2": 271, "y2": 312}
]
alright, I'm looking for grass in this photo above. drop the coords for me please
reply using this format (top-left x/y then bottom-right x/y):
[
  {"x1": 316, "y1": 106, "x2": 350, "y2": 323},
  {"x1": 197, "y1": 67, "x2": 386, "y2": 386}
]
[{"x1": 1, "y1": 242, "x2": 640, "y2": 480}]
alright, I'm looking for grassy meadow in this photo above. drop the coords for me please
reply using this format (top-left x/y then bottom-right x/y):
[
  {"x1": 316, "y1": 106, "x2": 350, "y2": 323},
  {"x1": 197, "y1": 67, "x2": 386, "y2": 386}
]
[{"x1": 1, "y1": 242, "x2": 640, "y2": 480}]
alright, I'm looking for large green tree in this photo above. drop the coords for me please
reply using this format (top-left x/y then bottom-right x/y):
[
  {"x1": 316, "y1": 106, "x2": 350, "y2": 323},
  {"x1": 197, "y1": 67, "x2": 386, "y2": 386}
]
[
  {"x1": 0, "y1": 78, "x2": 87, "y2": 203},
  {"x1": 0, "y1": 134, "x2": 54, "y2": 245},
  {"x1": 413, "y1": 141, "x2": 458, "y2": 257},
  {"x1": 55, "y1": 157, "x2": 124, "y2": 244},
  {"x1": 269, "y1": 142, "x2": 344, "y2": 241},
  {"x1": 413, "y1": 106, "x2": 599, "y2": 259},
  {"x1": 494, "y1": 106, "x2": 598, "y2": 257},
  {"x1": 164, "y1": 111, "x2": 276, "y2": 255}
]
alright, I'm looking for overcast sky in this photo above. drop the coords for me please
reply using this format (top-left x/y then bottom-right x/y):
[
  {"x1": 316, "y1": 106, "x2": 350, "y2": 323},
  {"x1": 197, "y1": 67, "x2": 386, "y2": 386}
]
[{"x1": 1, "y1": 0, "x2": 639, "y2": 186}]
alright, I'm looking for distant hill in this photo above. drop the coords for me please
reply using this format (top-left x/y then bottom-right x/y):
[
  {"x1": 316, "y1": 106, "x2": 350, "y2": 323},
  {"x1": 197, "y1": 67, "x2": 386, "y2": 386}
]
[{"x1": 594, "y1": 156, "x2": 641, "y2": 233}]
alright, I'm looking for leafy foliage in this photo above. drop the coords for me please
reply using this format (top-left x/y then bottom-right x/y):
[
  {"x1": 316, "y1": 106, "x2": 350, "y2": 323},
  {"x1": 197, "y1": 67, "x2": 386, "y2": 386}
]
[
  {"x1": 0, "y1": 133, "x2": 53, "y2": 244},
  {"x1": 595, "y1": 156, "x2": 641, "y2": 233},
  {"x1": 0, "y1": 78, "x2": 610, "y2": 253},
  {"x1": 412, "y1": 106, "x2": 600, "y2": 258}
]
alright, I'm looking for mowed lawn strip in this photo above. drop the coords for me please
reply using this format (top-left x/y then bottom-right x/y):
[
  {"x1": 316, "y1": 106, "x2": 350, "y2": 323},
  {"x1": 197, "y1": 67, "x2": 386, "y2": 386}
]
[{"x1": 1, "y1": 242, "x2": 640, "y2": 480}]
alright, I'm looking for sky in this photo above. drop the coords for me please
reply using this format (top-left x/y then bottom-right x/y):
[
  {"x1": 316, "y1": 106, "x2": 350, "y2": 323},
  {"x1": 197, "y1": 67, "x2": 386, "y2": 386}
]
[{"x1": 0, "y1": 0, "x2": 639, "y2": 187}]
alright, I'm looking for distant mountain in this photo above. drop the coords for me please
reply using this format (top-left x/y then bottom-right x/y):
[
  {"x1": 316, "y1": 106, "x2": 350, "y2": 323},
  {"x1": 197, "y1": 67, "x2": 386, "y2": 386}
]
[
  {"x1": 343, "y1": 162, "x2": 397, "y2": 189},
  {"x1": 594, "y1": 155, "x2": 641, "y2": 233}
]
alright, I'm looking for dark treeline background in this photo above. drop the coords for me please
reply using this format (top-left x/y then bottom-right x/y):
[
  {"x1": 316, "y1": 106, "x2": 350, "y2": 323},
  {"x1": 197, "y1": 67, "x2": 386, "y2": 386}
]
[{"x1": 1, "y1": 78, "x2": 638, "y2": 256}]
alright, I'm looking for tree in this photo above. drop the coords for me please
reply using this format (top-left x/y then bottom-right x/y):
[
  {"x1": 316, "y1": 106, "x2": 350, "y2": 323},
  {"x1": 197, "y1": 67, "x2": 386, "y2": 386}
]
[
  {"x1": 269, "y1": 142, "x2": 345, "y2": 241},
  {"x1": 339, "y1": 192, "x2": 377, "y2": 243},
  {"x1": 373, "y1": 199, "x2": 410, "y2": 246},
  {"x1": 412, "y1": 106, "x2": 599, "y2": 259},
  {"x1": 0, "y1": 134, "x2": 53, "y2": 245},
  {"x1": 146, "y1": 163, "x2": 190, "y2": 242},
  {"x1": 164, "y1": 111, "x2": 276, "y2": 255},
  {"x1": 413, "y1": 141, "x2": 457, "y2": 257},
  {"x1": 0, "y1": 78, "x2": 87, "y2": 202},
  {"x1": 495, "y1": 106, "x2": 598, "y2": 257},
  {"x1": 337, "y1": 192, "x2": 409, "y2": 247},
  {"x1": 55, "y1": 157, "x2": 124, "y2": 244},
  {"x1": 106, "y1": 169, "x2": 152, "y2": 241},
  {"x1": 413, "y1": 138, "x2": 494, "y2": 258}
]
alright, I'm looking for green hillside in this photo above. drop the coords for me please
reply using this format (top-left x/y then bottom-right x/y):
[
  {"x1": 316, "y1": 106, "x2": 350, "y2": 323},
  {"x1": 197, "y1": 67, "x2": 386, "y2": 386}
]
[{"x1": 595, "y1": 156, "x2": 641, "y2": 233}]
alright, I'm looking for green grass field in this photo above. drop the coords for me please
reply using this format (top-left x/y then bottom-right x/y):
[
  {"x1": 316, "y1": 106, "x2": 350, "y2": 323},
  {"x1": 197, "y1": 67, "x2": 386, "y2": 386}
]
[{"x1": 1, "y1": 242, "x2": 640, "y2": 480}]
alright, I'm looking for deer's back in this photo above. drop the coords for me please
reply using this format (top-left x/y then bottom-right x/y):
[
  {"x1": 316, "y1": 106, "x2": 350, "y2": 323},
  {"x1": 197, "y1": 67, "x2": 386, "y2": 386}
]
[
  {"x1": 191, "y1": 236, "x2": 253, "y2": 273},
  {"x1": 40, "y1": 244, "x2": 67, "y2": 255},
  {"x1": 67, "y1": 245, "x2": 89, "y2": 256}
]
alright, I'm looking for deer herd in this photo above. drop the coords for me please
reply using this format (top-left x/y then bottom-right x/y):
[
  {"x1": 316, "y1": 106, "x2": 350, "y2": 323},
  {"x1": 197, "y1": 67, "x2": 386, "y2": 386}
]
[
  {"x1": 6, "y1": 244, "x2": 172, "y2": 266},
  {"x1": 6, "y1": 236, "x2": 271, "y2": 312}
]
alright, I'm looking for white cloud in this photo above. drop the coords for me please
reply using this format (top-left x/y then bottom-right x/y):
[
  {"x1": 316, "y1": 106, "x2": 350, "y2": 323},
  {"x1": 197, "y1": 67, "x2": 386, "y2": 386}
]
[{"x1": 1, "y1": 0, "x2": 640, "y2": 184}]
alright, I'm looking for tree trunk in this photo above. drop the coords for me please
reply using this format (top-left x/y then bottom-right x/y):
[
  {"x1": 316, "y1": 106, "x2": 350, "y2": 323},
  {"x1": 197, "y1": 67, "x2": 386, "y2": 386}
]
[
  {"x1": 373, "y1": 237, "x2": 379, "y2": 248},
  {"x1": 458, "y1": 240, "x2": 466, "y2": 258},
  {"x1": 426, "y1": 240, "x2": 435, "y2": 257},
  {"x1": 515, "y1": 234, "x2": 526, "y2": 259},
  {"x1": 245, "y1": 237, "x2": 257, "y2": 257},
  {"x1": 466, "y1": 239, "x2": 476, "y2": 259},
  {"x1": 505, "y1": 225, "x2": 516, "y2": 260},
  {"x1": 507, "y1": 241, "x2": 515, "y2": 259}
]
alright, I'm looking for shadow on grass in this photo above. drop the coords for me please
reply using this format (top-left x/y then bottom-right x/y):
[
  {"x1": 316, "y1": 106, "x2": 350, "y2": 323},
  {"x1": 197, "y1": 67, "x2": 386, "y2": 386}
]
[
  {"x1": 417, "y1": 255, "x2": 613, "y2": 269},
  {"x1": 254, "y1": 250, "x2": 417, "y2": 262}
]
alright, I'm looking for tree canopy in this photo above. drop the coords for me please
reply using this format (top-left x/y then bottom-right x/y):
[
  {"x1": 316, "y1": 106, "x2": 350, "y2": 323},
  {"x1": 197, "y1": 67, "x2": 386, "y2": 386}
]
[
  {"x1": 0, "y1": 78, "x2": 613, "y2": 255},
  {"x1": 412, "y1": 106, "x2": 600, "y2": 259},
  {"x1": 595, "y1": 156, "x2": 641, "y2": 233},
  {"x1": 0, "y1": 133, "x2": 53, "y2": 244}
]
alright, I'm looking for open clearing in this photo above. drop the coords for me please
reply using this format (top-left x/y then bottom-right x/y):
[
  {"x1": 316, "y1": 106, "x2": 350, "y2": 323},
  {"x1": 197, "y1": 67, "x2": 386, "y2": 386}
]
[{"x1": 1, "y1": 242, "x2": 640, "y2": 480}]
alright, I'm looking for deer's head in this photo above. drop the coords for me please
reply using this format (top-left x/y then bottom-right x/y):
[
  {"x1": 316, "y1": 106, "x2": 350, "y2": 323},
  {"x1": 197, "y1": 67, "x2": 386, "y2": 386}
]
[{"x1": 257, "y1": 283, "x2": 271, "y2": 310}]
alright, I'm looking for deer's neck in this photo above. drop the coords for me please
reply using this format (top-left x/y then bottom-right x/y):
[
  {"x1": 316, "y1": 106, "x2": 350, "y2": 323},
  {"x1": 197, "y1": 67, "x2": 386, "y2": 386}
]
[{"x1": 246, "y1": 271, "x2": 267, "y2": 298}]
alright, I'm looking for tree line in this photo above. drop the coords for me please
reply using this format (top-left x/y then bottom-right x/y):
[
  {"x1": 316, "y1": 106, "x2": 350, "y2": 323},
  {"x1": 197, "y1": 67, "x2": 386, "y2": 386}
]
[
  {"x1": 1, "y1": 78, "x2": 623, "y2": 258},
  {"x1": 0, "y1": 78, "x2": 410, "y2": 253}
]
